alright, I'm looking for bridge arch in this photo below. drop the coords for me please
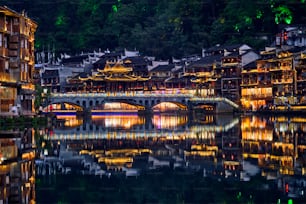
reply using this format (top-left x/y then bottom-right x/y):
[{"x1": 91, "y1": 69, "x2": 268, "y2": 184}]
[
  {"x1": 44, "y1": 101, "x2": 83, "y2": 111},
  {"x1": 152, "y1": 101, "x2": 188, "y2": 112}
]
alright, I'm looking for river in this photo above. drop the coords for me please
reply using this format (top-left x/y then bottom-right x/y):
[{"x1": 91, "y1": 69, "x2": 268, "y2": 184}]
[{"x1": 34, "y1": 112, "x2": 306, "y2": 203}]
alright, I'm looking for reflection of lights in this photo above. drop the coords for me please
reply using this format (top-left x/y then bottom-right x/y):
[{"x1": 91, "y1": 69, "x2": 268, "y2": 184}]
[
  {"x1": 0, "y1": 73, "x2": 16, "y2": 82},
  {"x1": 48, "y1": 116, "x2": 240, "y2": 140},
  {"x1": 0, "y1": 156, "x2": 5, "y2": 164},
  {"x1": 152, "y1": 114, "x2": 188, "y2": 129},
  {"x1": 241, "y1": 117, "x2": 273, "y2": 141},
  {"x1": 93, "y1": 115, "x2": 144, "y2": 129},
  {"x1": 63, "y1": 118, "x2": 83, "y2": 127}
]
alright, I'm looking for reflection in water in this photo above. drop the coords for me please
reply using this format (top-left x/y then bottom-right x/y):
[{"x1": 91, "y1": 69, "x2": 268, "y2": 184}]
[
  {"x1": 36, "y1": 113, "x2": 306, "y2": 202},
  {"x1": 0, "y1": 129, "x2": 36, "y2": 203},
  {"x1": 152, "y1": 114, "x2": 188, "y2": 129},
  {"x1": 92, "y1": 114, "x2": 145, "y2": 129}
]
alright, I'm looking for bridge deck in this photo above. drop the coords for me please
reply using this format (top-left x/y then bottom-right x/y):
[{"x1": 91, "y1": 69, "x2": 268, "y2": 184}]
[{"x1": 50, "y1": 92, "x2": 240, "y2": 111}]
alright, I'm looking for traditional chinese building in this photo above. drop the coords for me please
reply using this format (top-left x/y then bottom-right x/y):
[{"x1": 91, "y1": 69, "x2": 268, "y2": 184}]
[
  {"x1": 149, "y1": 64, "x2": 174, "y2": 91},
  {"x1": 40, "y1": 68, "x2": 60, "y2": 93},
  {"x1": 185, "y1": 55, "x2": 221, "y2": 97},
  {"x1": 79, "y1": 60, "x2": 150, "y2": 93},
  {"x1": 0, "y1": 6, "x2": 37, "y2": 115},
  {"x1": 218, "y1": 45, "x2": 259, "y2": 104},
  {"x1": 271, "y1": 50, "x2": 295, "y2": 103},
  {"x1": 240, "y1": 47, "x2": 300, "y2": 111},
  {"x1": 240, "y1": 50, "x2": 274, "y2": 111},
  {"x1": 294, "y1": 52, "x2": 306, "y2": 104}
]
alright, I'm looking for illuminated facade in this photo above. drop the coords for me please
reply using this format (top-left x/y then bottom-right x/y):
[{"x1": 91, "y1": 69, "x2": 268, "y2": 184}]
[
  {"x1": 0, "y1": 6, "x2": 37, "y2": 114},
  {"x1": 0, "y1": 130, "x2": 36, "y2": 203},
  {"x1": 271, "y1": 51, "x2": 295, "y2": 101},
  {"x1": 241, "y1": 50, "x2": 274, "y2": 110},
  {"x1": 219, "y1": 53, "x2": 242, "y2": 103},
  {"x1": 295, "y1": 53, "x2": 306, "y2": 103},
  {"x1": 149, "y1": 64, "x2": 173, "y2": 91},
  {"x1": 40, "y1": 69, "x2": 60, "y2": 93},
  {"x1": 78, "y1": 60, "x2": 150, "y2": 93},
  {"x1": 185, "y1": 55, "x2": 221, "y2": 97},
  {"x1": 241, "y1": 48, "x2": 299, "y2": 110}
]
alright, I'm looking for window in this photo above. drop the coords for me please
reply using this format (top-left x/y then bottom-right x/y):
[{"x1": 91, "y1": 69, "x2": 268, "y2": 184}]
[
  {"x1": 5, "y1": 61, "x2": 8, "y2": 70},
  {"x1": 4, "y1": 36, "x2": 7, "y2": 48},
  {"x1": 25, "y1": 39, "x2": 28, "y2": 49},
  {"x1": 21, "y1": 39, "x2": 24, "y2": 48}
]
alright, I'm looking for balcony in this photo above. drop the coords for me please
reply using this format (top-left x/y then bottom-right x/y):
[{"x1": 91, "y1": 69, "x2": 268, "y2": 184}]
[
  {"x1": 9, "y1": 43, "x2": 18, "y2": 50},
  {"x1": 0, "y1": 23, "x2": 6, "y2": 32},
  {"x1": 242, "y1": 80, "x2": 258, "y2": 86},
  {"x1": 270, "y1": 65, "x2": 292, "y2": 72},
  {"x1": 271, "y1": 79, "x2": 293, "y2": 85},
  {"x1": 21, "y1": 49, "x2": 29, "y2": 61},
  {"x1": 9, "y1": 60, "x2": 18, "y2": 69},
  {"x1": 269, "y1": 67, "x2": 282, "y2": 72},
  {"x1": 9, "y1": 35, "x2": 19, "y2": 43},
  {"x1": 8, "y1": 50, "x2": 18, "y2": 57},
  {"x1": 12, "y1": 24, "x2": 19, "y2": 33},
  {"x1": 0, "y1": 47, "x2": 8, "y2": 57}
]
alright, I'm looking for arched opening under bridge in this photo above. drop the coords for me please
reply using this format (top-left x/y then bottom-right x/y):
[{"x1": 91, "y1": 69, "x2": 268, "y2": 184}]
[
  {"x1": 152, "y1": 102, "x2": 188, "y2": 113},
  {"x1": 42, "y1": 102, "x2": 83, "y2": 113}
]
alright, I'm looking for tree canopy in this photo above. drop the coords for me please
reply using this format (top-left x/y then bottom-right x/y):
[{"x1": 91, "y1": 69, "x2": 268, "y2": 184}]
[{"x1": 1, "y1": 0, "x2": 306, "y2": 59}]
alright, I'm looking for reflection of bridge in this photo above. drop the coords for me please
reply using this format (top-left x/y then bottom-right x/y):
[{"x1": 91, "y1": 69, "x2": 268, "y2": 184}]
[
  {"x1": 46, "y1": 118, "x2": 240, "y2": 140},
  {"x1": 49, "y1": 92, "x2": 240, "y2": 113}
]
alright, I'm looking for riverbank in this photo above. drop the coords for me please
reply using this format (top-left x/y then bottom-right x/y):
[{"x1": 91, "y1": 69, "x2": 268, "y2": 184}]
[{"x1": 0, "y1": 115, "x2": 48, "y2": 130}]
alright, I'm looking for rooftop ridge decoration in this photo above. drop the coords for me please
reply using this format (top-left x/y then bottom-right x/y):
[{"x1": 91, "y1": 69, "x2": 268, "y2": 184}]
[{"x1": 80, "y1": 60, "x2": 150, "y2": 82}]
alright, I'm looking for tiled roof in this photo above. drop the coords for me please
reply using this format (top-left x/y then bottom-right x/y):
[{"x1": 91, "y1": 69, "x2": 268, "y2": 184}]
[
  {"x1": 206, "y1": 44, "x2": 244, "y2": 52},
  {"x1": 41, "y1": 70, "x2": 59, "y2": 78},
  {"x1": 243, "y1": 61, "x2": 257, "y2": 69},
  {"x1": 61, "y1": 55, "x2": 88, "y2": 64},
  {"x1": 150, "y1": 64, "x2": 174, "y2": 72},
  {"x1": 123, "y1": 56, "x2": 148, "y2": 64},
  {"x1": 187, "y1": 55, "x2": 222, "y2": 67}
]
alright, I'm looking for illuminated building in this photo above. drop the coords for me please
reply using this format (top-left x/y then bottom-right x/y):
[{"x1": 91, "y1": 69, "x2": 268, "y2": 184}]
[
  {"x1": 276, "y1": 26, "x2": 306, "y2": 47},
  {"x1": 185, "y1": 44, "x2": 259, "y2": 105},
  {"x1": 219, "y1": 45, "x2": 259, "y2": 104},
  {"x1": 241, "y1": 47, "x2": 302, "y2": 110},
  {"x1": 185, "y1": 55, "x2": 221, "y2": 97},
  {"x1": 0, "y1": 6, "x2": 37, "y2": 115},
  {"x1": 271, "y1": 51, "x2": 295, "y2": 101},
  {"x1": 295, "y1": 53, "x2": 306, "y2": 103},
  {"x1": 240, "y1": 49, "x2": 274, "y2": 110},
  {"x1": 164, "y1": 64, "x2": 187, "y2": 91},
  {"x1": 0, "y1": 130, "x2": 36, "y2": 203},
  {"x1": 40, "y1": 69, "x2": 60, "y2": 93},
  {"x1": 78, "y1": 60, "x2": 150, "y2": 93}
]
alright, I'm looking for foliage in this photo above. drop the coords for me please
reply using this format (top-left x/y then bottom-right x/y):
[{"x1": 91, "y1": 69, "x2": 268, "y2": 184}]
[
  {"x1": 1, "y1": 0, "x2": 306, "y2": 58},
  {"x1": 34, "y1": 84, "x2": 43, "y2": 110},
  {"x1": 0, "y1": 116, "x2": 47, "y2": 130}
]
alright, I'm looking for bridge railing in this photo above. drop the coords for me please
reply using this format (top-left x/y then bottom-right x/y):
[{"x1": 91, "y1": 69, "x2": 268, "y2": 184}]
[
  {"x1": 190, "y1": 97, "x2": 239, "y2": 109},
  {"x1": 51, "y1": 92, "x2": 240, "y2": 109},
  {"x1": 51, "y1": 92, "x2": 195, "y2": 98}
]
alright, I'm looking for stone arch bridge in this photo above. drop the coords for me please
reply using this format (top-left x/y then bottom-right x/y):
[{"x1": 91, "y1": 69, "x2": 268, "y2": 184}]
[{"x1": 48, "y1": 92, "x2": 240, "y2": 113}]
